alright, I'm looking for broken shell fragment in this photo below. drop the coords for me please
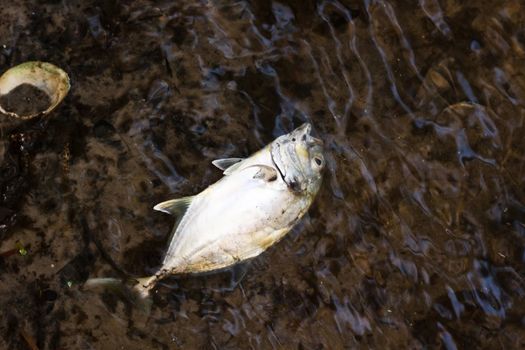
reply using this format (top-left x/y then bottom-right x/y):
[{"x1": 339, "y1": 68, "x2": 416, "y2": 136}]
[{"x1": 0, "y1": 61, "x2": 70, "y2": 119}]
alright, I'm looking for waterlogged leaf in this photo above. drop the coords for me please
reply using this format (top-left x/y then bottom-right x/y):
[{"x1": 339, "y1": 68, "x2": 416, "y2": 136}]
[{"x1": 15, "y1": 241, "x2": 27, "y2": 256}]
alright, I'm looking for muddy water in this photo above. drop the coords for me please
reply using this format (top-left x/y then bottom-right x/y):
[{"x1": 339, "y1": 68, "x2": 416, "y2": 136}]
[{"x1": 1, "y1": 1, "x2": 525, "y2": 349}]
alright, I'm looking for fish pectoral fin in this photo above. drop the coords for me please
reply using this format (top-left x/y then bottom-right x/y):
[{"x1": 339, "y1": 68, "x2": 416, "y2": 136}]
[
  {"x1": 153, "y1": 196, "x2": 194, "y2": 216},
  {"x1": 212, "y1": 158, "x2": 244, "y2": 173},
  {"x1": 251, "y1": 164, "x2": 278, "y2": 182}
]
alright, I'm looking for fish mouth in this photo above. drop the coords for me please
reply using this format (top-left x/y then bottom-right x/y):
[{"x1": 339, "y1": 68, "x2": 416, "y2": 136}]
[
  {"x1": 295, "y1": 123, "x2": 312, "y2": 135},
  {"x1": 296, "y1": 123, "x2": 323, "y2": 146}
]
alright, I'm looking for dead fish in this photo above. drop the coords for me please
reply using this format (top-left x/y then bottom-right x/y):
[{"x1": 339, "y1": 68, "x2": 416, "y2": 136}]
[{"x1": 86, "y1": 123, "x2": 324, "y2": 299}]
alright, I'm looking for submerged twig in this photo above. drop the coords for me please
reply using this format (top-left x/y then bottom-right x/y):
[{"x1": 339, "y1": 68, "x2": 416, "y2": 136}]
[{"x1": 19, "y1": 328, "x2": 39, "y2": 350}]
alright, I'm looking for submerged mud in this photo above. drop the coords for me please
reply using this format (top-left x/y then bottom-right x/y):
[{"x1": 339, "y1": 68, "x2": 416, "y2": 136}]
[
  {"x1": 0, "y1": 84, "x2": 52, "y2": 117},
  {"x1": 1, "y1": 0, "x2": 525, "y2": 349}
]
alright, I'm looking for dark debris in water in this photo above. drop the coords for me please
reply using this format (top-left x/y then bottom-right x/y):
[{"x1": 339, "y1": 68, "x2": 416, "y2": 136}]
[{"x1": 1, "y1": 0, "x2": 525, "y2": 349}]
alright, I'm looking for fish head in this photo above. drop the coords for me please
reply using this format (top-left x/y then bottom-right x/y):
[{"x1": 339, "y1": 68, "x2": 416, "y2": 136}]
[{"x1": 270, "y1": 123, "x2": 324, "y2": 195}]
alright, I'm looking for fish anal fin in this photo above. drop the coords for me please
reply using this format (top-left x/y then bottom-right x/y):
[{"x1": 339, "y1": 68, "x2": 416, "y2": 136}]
[{"x1": 153, "y1": 196, "x2": 194, "y2": 216}]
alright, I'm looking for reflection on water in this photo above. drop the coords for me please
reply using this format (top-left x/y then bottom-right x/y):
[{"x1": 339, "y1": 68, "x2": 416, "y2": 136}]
[{"x1": 1, "y1": 0, "x2": 525, "y2": 348}]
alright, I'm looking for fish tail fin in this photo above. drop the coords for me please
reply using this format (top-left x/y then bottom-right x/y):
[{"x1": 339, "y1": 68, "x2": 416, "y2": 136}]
[{"x1": 84, "y1": 276, "x2": 155, "y2": 312}]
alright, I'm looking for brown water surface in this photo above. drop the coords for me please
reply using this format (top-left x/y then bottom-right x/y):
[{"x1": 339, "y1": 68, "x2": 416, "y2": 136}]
[{"x1": 1, "y1": 0, "x2": 525, "y2": 349}]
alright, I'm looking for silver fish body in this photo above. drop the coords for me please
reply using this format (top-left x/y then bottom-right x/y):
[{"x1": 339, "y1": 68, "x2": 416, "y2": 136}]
[{"x1": 86, "y1": 123, "x2": 324, "y2": 298}]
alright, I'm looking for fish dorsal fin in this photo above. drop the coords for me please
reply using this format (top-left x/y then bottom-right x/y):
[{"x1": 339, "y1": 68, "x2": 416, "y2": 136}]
[
  {"x1": 153, "y1": 196, "x2": 194, "y2": 216},
  {"x1": 212, "y1": 158, "x2": 244, "y2": 174}
]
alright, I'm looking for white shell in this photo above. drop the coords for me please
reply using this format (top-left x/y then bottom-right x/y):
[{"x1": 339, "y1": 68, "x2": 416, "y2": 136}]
[{"x1": 0, "y1": 61, "x2": 70, "y2": 119}]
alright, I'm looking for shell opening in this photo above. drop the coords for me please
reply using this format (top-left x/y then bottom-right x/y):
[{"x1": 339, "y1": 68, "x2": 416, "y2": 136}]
[{"x1": 0, "y1": 61, "x2": 70, "y2": 119}]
